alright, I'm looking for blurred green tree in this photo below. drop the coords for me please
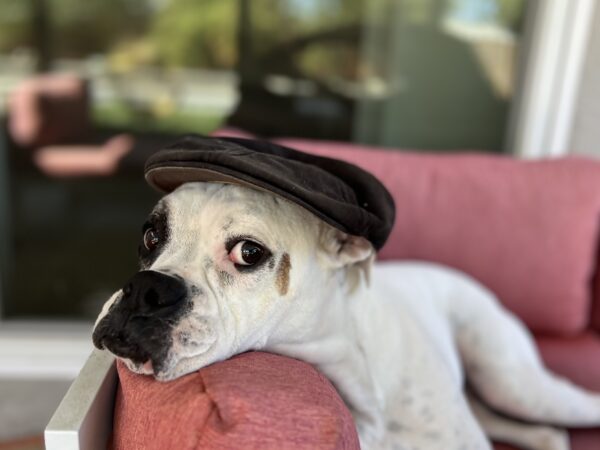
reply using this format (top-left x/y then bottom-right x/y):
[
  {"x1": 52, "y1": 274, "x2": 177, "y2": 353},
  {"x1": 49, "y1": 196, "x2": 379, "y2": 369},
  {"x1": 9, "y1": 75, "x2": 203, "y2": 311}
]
[
  {"x1": 51, "y1": 0, "x2": 152, "y2": 57},
  {"x1": 147, "y1": 0, "x2": 236, "y2": 69},
  {"x1": 0, "y1": 0, "x2": 33, "y2": 52}
]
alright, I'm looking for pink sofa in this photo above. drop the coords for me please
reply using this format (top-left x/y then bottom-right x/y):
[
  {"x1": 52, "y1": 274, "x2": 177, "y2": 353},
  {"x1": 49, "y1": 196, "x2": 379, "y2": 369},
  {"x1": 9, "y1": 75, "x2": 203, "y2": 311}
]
[{"x1": 112, "y1": 140, "x2": 600, "y2": 450}]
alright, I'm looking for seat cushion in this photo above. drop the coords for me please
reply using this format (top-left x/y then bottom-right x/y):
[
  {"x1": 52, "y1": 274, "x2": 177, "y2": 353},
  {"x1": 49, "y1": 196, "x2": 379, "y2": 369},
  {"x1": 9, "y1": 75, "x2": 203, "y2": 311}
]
[
  {"x1": 536, "y1": 331, "x2": 600, "y2": 392},
  {"x1": 277, "y1": 139, "x2": 600, "y2": 335},
  {"x1": 112, "y1": 351, "x2": 359, "y2": 450}
]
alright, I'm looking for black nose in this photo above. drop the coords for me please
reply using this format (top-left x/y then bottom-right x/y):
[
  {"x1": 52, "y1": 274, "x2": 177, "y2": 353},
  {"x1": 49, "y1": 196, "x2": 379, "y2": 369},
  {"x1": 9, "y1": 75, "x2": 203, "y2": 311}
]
[{"x1": 122, "y1": 270, "x2": 186, "y2": 309}]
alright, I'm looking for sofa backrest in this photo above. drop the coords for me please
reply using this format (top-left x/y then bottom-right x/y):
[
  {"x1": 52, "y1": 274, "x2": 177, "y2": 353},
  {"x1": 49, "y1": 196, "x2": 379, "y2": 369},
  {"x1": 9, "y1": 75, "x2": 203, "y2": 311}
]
[{"x1": 278, "y1": 139, "x2": 600, "y2": 336}]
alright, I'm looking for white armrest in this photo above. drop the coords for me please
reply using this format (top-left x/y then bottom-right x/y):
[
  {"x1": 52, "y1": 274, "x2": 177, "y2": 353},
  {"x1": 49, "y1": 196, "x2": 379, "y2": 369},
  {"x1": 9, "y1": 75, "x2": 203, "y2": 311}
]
[{"x1": 45, "y1": 349, "x2": 117, "y2": 450}]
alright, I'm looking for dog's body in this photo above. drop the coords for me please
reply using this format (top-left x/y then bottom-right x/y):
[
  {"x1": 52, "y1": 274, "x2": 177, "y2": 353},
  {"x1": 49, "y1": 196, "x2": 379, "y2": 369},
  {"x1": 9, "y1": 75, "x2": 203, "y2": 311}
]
[{"x1": 94, "y1": 182, "x2": 600, "y2": 450}]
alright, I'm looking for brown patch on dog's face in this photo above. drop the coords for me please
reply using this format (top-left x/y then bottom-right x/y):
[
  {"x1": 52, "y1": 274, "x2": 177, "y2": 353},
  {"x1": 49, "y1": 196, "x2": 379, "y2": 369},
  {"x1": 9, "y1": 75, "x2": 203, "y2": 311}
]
[{"x1": 276, "y1": 253, "x2": 291, "y2": 296}]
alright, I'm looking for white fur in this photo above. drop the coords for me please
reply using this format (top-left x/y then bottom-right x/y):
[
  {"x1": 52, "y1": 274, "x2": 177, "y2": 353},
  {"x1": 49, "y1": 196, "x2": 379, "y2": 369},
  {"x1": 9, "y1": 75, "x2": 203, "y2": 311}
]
[{"x1": 95, "y1": 182, "x2": 600, "y2": 450}]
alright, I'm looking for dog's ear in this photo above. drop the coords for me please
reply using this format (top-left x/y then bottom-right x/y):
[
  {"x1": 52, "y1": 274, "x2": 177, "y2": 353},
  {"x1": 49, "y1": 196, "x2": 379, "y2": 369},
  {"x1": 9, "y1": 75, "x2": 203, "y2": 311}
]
[{"x1": 319, "y1": 225, "x2": 375, "y2": 269}]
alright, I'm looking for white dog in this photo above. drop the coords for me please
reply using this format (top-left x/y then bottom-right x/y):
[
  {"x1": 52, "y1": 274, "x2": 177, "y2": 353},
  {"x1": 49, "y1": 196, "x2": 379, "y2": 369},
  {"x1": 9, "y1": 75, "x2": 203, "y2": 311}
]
[{"x1": 94, "y1": 181, "x2": 600, "y2": 450}]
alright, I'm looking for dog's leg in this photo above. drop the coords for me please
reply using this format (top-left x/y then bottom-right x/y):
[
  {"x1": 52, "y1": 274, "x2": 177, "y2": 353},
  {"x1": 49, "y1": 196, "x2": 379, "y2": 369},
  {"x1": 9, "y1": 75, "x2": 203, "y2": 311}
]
[
  {"x1": 468, "y1": 392, "x2": 570, "y2": 450},
  {"x1": 455, "y1": 285, "x2": 600, "y2": 427},
  {"x1": 384, "y1": 393, "x2": 493, "y2": 450}
]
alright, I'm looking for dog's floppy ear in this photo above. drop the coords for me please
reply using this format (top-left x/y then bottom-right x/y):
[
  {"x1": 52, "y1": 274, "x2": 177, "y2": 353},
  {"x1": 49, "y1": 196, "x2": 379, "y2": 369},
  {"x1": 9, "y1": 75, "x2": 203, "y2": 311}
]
[
  {"x1": 319, "y1": 226, "x2": 375, "y2": 291},
  {"x1": 319, "y1": 225, "x2": 375, "y2": 269}
]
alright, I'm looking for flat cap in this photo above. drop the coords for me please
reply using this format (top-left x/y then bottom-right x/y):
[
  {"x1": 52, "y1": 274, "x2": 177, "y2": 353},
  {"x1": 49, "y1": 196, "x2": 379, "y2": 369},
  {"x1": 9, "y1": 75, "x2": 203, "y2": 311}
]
[{"x1": 144, "y1": 135, "x2": 395, "y2": 250}]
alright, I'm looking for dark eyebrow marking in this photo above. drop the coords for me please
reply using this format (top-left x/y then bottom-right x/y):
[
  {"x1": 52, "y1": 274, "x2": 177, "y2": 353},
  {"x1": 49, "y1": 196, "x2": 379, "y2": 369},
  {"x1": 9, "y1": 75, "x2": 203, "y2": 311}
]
[{"x1": 276, "y1": 253, "x2": 291, "y2": 296}]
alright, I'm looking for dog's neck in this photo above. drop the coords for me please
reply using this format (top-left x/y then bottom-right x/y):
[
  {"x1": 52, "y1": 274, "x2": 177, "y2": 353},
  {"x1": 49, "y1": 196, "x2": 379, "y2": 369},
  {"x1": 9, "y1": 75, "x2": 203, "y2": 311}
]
[{"x1": 266, "y1": 267, "x2": 387, "y2": 441}]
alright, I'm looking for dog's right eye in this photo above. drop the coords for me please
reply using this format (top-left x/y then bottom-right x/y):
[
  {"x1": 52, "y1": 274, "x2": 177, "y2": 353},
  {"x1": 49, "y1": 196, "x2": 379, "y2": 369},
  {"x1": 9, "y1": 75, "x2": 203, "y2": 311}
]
[
  {"x1": 143, "y1": 228, "x2": 160, "y2": 251},
  {"x1": 229, "y1": 240, "x2": 266, "y2": 267}
]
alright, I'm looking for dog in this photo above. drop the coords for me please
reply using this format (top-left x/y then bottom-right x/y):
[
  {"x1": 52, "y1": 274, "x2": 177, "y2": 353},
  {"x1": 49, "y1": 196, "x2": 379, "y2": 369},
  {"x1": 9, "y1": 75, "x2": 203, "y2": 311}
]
[{"x1": 93, "y1": 152, "x2": 600, "y2": 450}]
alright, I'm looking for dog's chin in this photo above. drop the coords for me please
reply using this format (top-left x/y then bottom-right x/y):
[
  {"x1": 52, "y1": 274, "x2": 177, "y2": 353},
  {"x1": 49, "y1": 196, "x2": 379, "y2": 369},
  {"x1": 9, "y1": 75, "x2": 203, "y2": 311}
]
[
  {"x1": 122, "y1": 357, "x2": 155, "y2": 376},
  {"x1": 118, "y1": 348, "x2": 218, "y2": 381},
  {"x1": 119, "y1": 355, "x2": 177, "y2": 380},
  {"x1": 153, "y1": 351, "x2": 219, "y2": 381}
]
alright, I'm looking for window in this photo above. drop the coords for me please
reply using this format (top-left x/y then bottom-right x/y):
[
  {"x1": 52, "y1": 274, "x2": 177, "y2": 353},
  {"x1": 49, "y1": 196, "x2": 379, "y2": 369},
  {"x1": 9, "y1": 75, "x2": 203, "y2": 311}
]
[{"x1": 0, "y1": 0, "x2": 527, "y2": 320}]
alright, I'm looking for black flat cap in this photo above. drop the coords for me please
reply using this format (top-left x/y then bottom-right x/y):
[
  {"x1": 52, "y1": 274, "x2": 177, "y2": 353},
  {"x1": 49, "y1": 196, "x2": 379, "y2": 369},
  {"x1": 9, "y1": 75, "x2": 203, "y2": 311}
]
[{"x1": 144, "y1": 135, "x2": 395, "y2": 250}]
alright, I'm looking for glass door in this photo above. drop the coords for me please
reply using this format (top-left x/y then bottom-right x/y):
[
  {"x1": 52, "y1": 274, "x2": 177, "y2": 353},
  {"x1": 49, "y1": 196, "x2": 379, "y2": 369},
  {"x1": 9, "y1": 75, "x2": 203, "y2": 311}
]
[{"x1": 354, "y1": 0, "x2": 526, "y2": 152}]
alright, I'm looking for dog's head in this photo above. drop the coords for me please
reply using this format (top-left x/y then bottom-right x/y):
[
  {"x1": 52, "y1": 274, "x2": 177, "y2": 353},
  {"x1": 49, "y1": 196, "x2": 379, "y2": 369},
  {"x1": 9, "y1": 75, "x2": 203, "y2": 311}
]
[{"x1": 92, "y1": 182, "x2": 374, "y2": 380}]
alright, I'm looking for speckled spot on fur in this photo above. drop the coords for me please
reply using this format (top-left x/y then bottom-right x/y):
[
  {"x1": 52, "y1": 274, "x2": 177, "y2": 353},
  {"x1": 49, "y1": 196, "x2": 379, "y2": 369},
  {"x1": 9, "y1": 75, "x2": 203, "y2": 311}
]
[
  {"x1": 203, "y1": 257, "x2": 213, "y2": 271},
  {"x1": 424, "y1": 431, "x2": 441, "y2": 440},
  {"x1": 189, "y1": 285, "x2": 203, "y2": 296},
  {"x1": 218, "y1": 270, "x2": 233, "y2": 287},
  {"x1": 222, "y1": 217, "x2": 234, "y2": 231},
  {"x1": 387, "y1": 421, "x2": 403, "y2": 432}
]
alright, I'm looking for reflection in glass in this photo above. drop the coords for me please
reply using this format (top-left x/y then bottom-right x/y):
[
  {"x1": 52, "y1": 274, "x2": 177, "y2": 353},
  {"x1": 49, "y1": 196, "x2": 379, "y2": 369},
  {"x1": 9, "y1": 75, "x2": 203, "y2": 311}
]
[{"x1": 0, "y1": 0, "x2": 526, "y2": 319}]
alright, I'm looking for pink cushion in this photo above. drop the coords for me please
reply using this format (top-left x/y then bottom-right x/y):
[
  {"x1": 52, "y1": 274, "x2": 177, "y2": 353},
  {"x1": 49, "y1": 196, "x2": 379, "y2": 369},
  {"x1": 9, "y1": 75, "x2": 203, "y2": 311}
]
[
  {"x1": 276, "y1": 139, "x2": 600, "y2": 335},
  {"x1": 112, "y1": 351, "x2": 359, "y2": 450},
  {"x1": 537, "y1": 331, "x2": 600, "y2": 392}
]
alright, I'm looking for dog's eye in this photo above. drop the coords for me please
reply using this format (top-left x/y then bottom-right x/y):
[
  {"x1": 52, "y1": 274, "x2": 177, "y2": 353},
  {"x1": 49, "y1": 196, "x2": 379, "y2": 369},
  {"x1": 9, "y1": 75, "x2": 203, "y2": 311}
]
[
  {"x1": 229, "y1": 240, "x2": 265, "y2": 266},
  {"x1": 143, "y1": 228, "x2": 160, "y2": 251}
]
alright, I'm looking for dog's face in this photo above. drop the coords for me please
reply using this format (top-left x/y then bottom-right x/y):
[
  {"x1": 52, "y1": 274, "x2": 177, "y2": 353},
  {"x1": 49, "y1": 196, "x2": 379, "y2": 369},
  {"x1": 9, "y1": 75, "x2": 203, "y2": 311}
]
[{"x1": 93, "y1": 182, "x2": 373, "y2": 380}]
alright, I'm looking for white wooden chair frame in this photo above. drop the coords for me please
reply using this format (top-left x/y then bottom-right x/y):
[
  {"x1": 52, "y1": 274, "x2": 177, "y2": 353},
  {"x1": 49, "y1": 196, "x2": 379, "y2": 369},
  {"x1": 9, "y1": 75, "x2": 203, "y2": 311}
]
[{"x1": 45, "y1": 350, "x2": 117, "y2": 450}]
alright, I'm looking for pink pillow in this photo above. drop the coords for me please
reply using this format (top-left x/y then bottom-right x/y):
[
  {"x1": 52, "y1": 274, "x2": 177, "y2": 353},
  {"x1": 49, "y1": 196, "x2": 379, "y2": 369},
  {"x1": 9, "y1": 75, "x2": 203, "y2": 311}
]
[
  {"x1": 537, "y1": 332, "x2": 600, "y2": 392},
  {"x1": 112, "y1": 351, "x2": 359, "y2": 450},
  {"x1": 277, "y1": 139, "x2": 600, "y2": 335}
]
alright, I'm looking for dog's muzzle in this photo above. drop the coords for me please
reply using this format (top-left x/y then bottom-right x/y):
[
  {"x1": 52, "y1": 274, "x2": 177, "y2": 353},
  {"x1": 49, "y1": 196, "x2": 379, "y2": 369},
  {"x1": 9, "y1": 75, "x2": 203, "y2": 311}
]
[{"x1": 93, "y1": 270, "x2": 190, "y2": 370}]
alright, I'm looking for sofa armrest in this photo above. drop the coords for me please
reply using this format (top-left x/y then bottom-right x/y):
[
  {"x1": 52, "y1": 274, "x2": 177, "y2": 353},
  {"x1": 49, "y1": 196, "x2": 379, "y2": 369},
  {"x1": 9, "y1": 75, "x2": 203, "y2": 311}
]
[
  {"x1": 112, "y1": 351, "x2": 359, "y2": 450},
  {"x1": 45, "y1": 349, "x2": 117, "y2": 450}
]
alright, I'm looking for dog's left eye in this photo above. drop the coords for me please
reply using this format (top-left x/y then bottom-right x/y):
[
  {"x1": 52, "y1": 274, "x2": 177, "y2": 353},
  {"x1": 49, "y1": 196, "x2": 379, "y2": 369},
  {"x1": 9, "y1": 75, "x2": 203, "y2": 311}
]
[
  {"x1": 143, "y1": 228, "x2": 160, "y2": 251},
  {"x1": 229, "y1": 240, "x2": 266, "y2": 266}
]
